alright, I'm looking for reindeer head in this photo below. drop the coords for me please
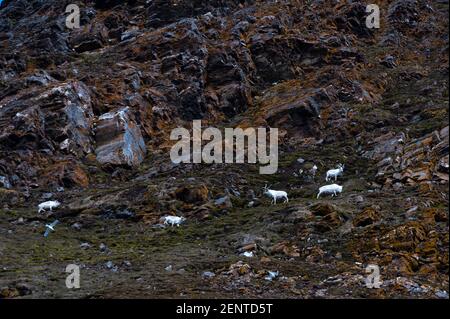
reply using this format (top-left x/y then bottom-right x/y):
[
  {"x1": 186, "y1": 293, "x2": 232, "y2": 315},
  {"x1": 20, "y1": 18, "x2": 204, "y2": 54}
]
[
  {"x1": 338, "y1": 163, "x2": 345, "y2": 172},
  {"x1": 262, "y1": 184, "x2": 271, "y2": 194}
]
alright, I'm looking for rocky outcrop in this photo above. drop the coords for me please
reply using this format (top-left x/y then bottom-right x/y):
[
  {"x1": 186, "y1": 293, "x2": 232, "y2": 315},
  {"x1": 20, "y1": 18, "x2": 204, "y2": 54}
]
[
  {"x1": 94, "y1": 107, "x2": 146, "y2": 167},
  {"x1": 0, "y1": 81, "x2": 94, "y2": 154},
  {"x1": 364, "y1": 126, "x2": 449, "y2": 189},
  {"x1": 0, "y1": 81, "x2": 94, "y2": 188}
]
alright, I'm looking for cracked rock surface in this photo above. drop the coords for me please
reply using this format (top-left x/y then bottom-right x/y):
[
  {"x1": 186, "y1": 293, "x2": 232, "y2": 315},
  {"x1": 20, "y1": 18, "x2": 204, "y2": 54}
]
[{"x1": 0, "y1": 0, "x2": 448, "y2": 298}]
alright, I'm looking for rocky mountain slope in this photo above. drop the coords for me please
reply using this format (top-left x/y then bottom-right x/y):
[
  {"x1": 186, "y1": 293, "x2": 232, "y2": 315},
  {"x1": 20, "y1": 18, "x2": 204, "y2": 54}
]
[{"x1": 0, "y1": 0, "x2": 448, "y2": 298}]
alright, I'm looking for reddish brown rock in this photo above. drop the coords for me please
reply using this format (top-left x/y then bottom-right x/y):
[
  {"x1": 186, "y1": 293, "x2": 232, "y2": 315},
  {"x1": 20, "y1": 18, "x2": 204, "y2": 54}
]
[
  {"x1": 41, "y1": 161, "x2": 89, "y2": 188},
  {"x1": 353, "y1": 207, "x2": 379, "y2": 227},
  {"x1": 175, "y1": 185, "x2": 209, "y2": 204}
]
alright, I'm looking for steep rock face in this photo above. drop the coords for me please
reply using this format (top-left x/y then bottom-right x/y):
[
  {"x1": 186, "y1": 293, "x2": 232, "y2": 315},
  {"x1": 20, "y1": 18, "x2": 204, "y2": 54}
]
[
  {"x1": 0, "y1": 0, "x2": 446, "y2": 186},
  {"x1": 69, "y1": 22, "x2": 108, "y2": 54},
  {"x1": 0, "y1": 81, "x2": 94, "y2": 154},
  {"x1": 44, "y1": 81, "x2": 95, "y2": 155},
  {"x1": 94, "y1": 107, "x2": 146, "y2": 167},
  {"x1": 143, "y1": 0, "x2": 256, "y2": 28},
  {"x1": 0, "y1": 81, "x2": 94, "y2": 187},
  {"x1": 263, "y1": 86, "x2": 333, "y2": 133}
]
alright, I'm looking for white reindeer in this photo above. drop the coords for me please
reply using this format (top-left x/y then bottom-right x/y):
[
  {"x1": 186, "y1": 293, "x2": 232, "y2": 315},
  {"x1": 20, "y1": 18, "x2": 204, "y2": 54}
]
[
  {"x1": 263, "y1": 185, "x2": 288, "y2": 205},
  {"x1": 326, "y1": 164, "x2": 344, "y2": 181},
  {"x1": 38, "y1": 200, "x2": 61, "y2": 213},
  {"x1": 317, "y1": 184, "x2": 343, "y2": 199},
  {"x1": 162, "y1": 216, "x2": 186, "y2": 227}
]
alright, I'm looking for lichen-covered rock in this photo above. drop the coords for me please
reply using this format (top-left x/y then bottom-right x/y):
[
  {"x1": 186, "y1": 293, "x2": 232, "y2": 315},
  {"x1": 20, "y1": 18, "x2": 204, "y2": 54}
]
[
  {"x1": 41, "y1": 160, "x2": 90, "y2": 188},
  {"x1": 175, "y1": 184, "x2": 209, "y2": 204},
  {"x1": 353, "y1": 207, "x2": 379, "y2": 227},
  {"x1": 0, "y1": 81, "x2": 94, "y2": 187},
  {"x1": 94, "y1": 107, "x2": 146, "y2": 167},
  {"x1": 0, "y1": 81, "x2": 94, "y2": 156},
  {"x1": 364, "y1": 126, "x2": 449, "y2": 188}
]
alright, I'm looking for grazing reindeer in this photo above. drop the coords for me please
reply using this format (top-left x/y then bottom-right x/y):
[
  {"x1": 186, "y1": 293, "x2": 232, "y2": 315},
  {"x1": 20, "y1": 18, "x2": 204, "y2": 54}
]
[
  {"x1": 326, "y1": 164, "x2": 345, "y2": 181},
  {"x1": 162, "y1": 216, "x2": 186, "y2": 227},
  {"x1": 38, "y1": 201, "x2": 61, "y2": 213},
  {"x1": 317, "y1": 184, "x2": 343, "y2": 199},
  {"x1": 263, "y1": 184, "x2": 289, "y2": 205}
]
